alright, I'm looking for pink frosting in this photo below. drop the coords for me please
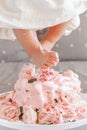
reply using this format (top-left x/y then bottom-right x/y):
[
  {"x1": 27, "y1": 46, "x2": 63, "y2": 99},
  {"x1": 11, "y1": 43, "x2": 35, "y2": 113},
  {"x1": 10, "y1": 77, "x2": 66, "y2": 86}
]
[
  {"x1": 75, "y1": 100, "x2": 87, "y2": 120},
  {"x1": 0, "y1": 64, "x2": 87, "y2": 124},
  {"x1": 38, "y1": 102, "x2": 64, "y2": 124},
  {"x1": 0, "y1": 104, "x2": 20, "y2": 120},
  {"x1": 22, "y1": 105, "x2": 37, "y2": 123},
  {"x1": 19, "y1": 64, "x2": 36, "y2": 80}
]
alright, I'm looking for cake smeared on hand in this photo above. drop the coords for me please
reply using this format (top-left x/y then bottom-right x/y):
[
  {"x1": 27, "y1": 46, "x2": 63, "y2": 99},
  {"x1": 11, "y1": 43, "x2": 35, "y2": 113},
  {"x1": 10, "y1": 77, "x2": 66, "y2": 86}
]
[{"x1": 0, "y1": 64, "x2": 87, "y2": 124}]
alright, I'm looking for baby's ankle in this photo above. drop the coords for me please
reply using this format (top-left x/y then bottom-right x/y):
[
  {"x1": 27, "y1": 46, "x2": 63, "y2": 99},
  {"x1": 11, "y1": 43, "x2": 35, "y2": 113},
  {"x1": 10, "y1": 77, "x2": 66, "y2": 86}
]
[{"x1": 28, "y1": 47, "x2": 44, "y2": 59}]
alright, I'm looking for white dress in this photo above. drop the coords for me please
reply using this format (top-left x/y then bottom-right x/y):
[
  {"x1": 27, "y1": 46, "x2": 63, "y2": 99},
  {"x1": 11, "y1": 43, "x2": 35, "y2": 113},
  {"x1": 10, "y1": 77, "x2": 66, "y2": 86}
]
[{"x1": 0, "y1": 0, "x2": 87, "y2": 39}]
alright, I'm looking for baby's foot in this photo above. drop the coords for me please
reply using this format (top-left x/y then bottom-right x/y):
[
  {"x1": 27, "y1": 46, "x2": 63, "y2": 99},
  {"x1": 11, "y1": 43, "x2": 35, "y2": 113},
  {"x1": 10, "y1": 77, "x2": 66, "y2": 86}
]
[
  {"x1": 31, "y1": 49, "x2": 59, "y2": 69},
  {"x1": 41, "y1": 39, "x2": 54, "y2": 51}
]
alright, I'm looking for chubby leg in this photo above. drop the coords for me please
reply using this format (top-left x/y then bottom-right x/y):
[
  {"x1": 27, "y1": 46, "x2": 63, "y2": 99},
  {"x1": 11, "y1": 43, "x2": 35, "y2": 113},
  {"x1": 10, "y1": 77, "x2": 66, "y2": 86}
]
[
  {"x1": 41, "y1": 21, "x2": 70, "y2": 51},
  {"x1": 13, "y1": 29, "x2": 59, "y2": 68}
]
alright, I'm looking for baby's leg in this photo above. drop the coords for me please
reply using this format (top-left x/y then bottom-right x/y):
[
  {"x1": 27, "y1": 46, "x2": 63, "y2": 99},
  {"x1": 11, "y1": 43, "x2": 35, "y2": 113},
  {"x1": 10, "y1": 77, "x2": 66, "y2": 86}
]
[
  {"x1": 13, "y1": 29, "x2": 58, "y2": 68},
  {"x1": 41, "y1": 21, "x2": 70, "y2": 51}
]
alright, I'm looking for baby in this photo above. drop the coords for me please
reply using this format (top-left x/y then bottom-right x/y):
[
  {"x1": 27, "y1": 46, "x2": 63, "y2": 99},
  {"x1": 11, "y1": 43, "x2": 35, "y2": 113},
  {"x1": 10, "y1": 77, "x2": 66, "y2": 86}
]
[
  {"x1": 0, "y1": 0, "x2": 87, "y2": 68},
  {"x1": 13, "y1": 21, "x2": 70, "y2": 68}
]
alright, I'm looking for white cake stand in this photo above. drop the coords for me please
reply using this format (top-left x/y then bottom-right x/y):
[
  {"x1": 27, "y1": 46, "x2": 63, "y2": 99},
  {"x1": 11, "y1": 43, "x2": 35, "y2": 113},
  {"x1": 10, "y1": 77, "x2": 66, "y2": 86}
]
[{"x1": 0, "y1": 92, "x2": 87, "y2": 130}]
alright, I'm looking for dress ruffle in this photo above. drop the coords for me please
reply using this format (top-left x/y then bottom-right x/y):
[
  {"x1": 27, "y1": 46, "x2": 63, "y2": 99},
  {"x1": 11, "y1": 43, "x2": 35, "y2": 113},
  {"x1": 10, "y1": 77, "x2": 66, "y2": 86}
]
[{"x1": 0, "y1": 0, "x2": 87, "y2": 39}]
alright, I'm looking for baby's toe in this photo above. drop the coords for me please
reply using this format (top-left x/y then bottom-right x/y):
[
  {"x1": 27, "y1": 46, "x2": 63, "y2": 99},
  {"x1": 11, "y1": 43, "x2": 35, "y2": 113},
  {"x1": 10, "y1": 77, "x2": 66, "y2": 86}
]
[
  {"x1": 42, "y1": 64, "x2": 49, "y2": 69},
  {"x1": 50, "y1": 51, "x2": 58, "y2": 58}
]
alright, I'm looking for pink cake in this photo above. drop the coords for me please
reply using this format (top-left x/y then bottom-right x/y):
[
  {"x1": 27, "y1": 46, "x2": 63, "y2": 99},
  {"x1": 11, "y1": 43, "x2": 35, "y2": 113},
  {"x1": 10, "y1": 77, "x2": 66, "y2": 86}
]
[{"x1": 0, "y1": 64, "x2": 87, "y2": 124}]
